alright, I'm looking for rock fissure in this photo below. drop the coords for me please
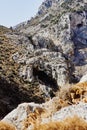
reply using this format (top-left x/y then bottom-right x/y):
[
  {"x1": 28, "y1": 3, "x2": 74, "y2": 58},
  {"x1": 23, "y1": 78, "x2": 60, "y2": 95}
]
[{"x1": 33, "y1": 67, "x2": 58, "y2": 90}]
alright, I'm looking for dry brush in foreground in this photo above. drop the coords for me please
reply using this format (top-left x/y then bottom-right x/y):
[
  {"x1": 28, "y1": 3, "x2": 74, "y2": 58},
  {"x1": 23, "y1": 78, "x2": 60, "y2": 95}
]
[
  {"x1": 0, "y1": 121, "x2": 16, "y2": 130},
  {"x1": 33, "y1": 116, "x2": 87, "y2": 130}
]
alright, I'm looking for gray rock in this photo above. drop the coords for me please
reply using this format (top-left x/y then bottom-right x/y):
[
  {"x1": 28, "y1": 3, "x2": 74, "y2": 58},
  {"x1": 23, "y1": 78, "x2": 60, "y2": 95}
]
[
  {"x1": 33, "y1": 36, "x2": 58, "y2": 51},
  {"x1": 2, "y1": 0, "x2": 87, "y2": 120},
  {"x1": 18, "y1": 50, "x2": 72, "y2": 87},
  {"x1": 3, "y1": 103, "x2": 42, "y2": 130},
  {"x1": 3, "y1": 102, "x2": 87, "y2": 130},
  {"x1": 52, "y1": 102, "x2": 87, "y2": 121},
  {"x1": 19, "y1": 66, "x2": 34, "y2": 82},
  {"x1": 80, "y1": 73, "x2": 87, "y2": 83}
]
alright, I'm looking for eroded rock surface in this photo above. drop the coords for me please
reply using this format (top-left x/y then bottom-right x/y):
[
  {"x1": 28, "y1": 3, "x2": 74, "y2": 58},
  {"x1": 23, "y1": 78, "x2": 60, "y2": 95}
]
[{"x1": 2, "y1": 102, "x2": 87, "y2": 130}]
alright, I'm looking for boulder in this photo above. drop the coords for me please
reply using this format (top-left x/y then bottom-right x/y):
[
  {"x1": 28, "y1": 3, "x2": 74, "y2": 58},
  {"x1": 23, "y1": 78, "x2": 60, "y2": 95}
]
[
  {"x1": 3, "y1": 102, "x2": 87, "y2": 130},
  {"x1": 80, "y1": 73, "x2": 87, "y2": 83}
]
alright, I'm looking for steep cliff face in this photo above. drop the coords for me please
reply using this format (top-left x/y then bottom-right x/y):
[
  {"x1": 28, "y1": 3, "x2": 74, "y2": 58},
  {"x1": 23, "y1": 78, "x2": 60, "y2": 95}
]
[{"x1": 14, "y1": 0, "x2": 87, "y2": 79}]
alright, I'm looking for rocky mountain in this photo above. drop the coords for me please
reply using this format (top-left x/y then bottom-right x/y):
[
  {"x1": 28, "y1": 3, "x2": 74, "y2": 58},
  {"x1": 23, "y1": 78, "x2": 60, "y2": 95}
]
[{"x1": 0, "y1": 0, "x2": 87, "y2": 129}]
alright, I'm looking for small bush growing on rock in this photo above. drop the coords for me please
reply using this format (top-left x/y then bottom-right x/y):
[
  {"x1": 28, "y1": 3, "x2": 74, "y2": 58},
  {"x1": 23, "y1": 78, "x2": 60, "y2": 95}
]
[
  {"x1": 23, "y1": 107, "x2": 46, "y2": 129},
  {"x1": 57, "y1": 82, "x2": 87, "y2": 104},
  {"x1": 70, "y1": 82, "x2": 87, "y2": 104}
]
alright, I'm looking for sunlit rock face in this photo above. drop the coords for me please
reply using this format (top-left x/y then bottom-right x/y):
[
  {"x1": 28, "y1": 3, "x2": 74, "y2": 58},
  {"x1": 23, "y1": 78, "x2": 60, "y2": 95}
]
[
  {"x1": 38, "y1": 0, "x2": 56, "y2": 15},
  {"x1": 2, "y1": 102, "x2": 87, "y2": 130}
]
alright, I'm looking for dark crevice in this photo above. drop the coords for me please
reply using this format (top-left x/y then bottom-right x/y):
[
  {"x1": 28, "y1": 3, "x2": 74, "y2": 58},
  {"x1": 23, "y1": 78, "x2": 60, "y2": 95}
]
[{"x1": 33, "y1": 68, "x2": 58, "y2": 91}]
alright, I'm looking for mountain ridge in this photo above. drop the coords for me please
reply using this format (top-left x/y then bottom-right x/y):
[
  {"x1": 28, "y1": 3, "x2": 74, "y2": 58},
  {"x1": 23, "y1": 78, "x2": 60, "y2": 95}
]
[{"x1": 0, "y1": 0, "x2": 87, "y2": 129}]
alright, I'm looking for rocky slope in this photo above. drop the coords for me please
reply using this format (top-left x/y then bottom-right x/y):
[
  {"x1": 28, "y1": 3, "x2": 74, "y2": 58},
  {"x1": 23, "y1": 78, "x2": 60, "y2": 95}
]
[
  {"x1": 2, "y1": 101, "x2": 87, "y2": 130},
  {"x1": 1, "y1": 80, "x2": 87, "y2": 129},
  {"x1": 14, "y1": 0, "x2": 87, "y2": 80},
  {"x1": 0, "y1": 0, "x2": 87, "y2": 128}
]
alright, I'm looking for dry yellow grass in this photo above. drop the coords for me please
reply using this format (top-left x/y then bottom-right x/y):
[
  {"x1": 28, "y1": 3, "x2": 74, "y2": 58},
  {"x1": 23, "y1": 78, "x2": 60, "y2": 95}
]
[
  {"x1": 23, "y1": 107, "x2": 46, "y2": 130},
  {"x1": 33, "y1": 116, "x2": 87, "y2": 130},
  {"x1": 57, "y1": 82, "x2": 87, "y2": 104},
  {"x1": 70, "y1": 82, "x2": 87, "y2": 104},
  {"x1": 0, "y1": 121, "x2": 16, "y2": 130}
]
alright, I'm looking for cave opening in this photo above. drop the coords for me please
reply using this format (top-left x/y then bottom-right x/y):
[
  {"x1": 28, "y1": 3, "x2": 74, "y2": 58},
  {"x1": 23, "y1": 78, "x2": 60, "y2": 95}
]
[{"x1": 33, "y1": 67, "x2": 58, "y2": 91}]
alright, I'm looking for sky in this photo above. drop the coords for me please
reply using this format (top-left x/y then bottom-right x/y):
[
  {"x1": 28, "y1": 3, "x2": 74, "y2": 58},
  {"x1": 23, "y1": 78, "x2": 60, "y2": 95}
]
[{"x1": 0, "y1": 0, "x2": 44, "y2": 27}]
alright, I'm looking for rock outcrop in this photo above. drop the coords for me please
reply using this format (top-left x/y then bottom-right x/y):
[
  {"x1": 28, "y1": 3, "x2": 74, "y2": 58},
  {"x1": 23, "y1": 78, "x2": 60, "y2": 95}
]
[
  {"x1": 2, "y1": 80, "x2": 87, "y2": 130},
  {"x1": 0, "y1": 27, "x2": 75, "y2": 118},
  {"x1": 1, "y1": 0, "x2": 87, "y2": 126},
  {"x1": 2, "y1": 102, "x2": 87, "y2": 130}
]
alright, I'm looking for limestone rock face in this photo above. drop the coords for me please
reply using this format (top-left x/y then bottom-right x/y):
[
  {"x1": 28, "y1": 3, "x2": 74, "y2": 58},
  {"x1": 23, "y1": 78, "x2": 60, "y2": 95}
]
[
  {"x1": 16, "y1": 36, "x2": 73, "y2": 87},
  {"x1": 80, "y1": 73, "x2": 87, "y2": 83},
  {"x1": 3, "y1": 102, "x2": 87, "y2": 130},
  {"x1": 3, "y1": 103, "x2": 42, "y2": 130},
  {"x1": 19, "y1": 66, "x2": 34, "y2": 82},
  {"x1": 0, "y1": 30, "x2": 74, "y2": 118},
  {"x1": 9, "y1": 33, "x2": 73, "y2": 89},
  {"x1": 37, "y1": 0, "x2": 57, "y2": 15}
]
